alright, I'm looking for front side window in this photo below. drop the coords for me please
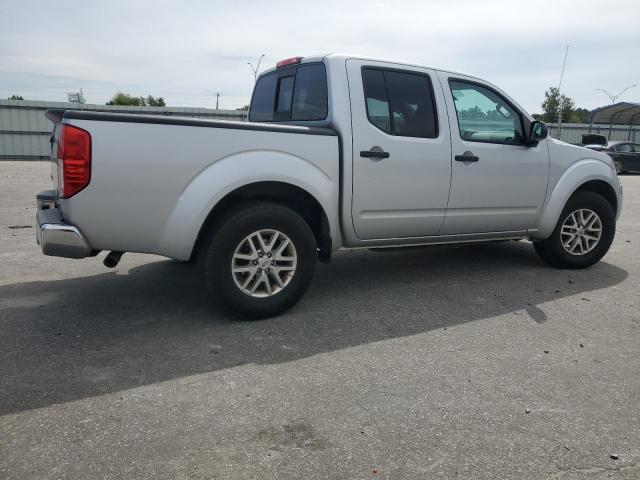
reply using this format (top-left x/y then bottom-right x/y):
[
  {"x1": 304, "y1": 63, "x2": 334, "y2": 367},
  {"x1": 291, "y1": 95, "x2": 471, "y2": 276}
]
[
  {"x1": 249, "y1": 63, "x2": 328, "y2": 122},
  {"x1": 449, "y1": 80, "x2": 524, "y2": 145},
  {"x1": 362, "y1": 68, "x2": 438, "y2": 138},
  {"x1": 615, "y1": 143, "x2": 633, "y2": 153}
]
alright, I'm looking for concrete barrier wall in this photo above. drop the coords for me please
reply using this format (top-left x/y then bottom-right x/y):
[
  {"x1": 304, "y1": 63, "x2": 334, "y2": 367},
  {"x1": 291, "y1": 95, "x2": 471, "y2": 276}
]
[{"x1": 0, "y1": 100, "x2": 247, "y2": 160}]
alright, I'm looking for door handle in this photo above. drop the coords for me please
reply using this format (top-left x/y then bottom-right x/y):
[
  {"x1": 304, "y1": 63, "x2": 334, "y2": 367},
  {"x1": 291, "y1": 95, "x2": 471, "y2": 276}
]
[
  {"x1": 454, "y1": 152, "x2": 479, "y2": 162},
  {"x1": 360, "y1": 148, "x2": 390, "y2": 159}
]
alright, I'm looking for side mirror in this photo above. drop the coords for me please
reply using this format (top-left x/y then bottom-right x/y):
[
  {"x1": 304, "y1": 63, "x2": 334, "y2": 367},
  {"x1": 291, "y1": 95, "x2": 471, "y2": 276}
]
[{"x1": 528, "y1": 121, "x2": 548, "y2": 144}]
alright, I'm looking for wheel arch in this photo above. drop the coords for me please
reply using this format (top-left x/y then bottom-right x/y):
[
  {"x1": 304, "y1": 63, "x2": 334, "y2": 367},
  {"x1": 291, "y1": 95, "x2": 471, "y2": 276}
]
[
  {"x1": 535, "y1": 159, "x2": 621, "y2": 239},
  {"x1": 191, "y1": 181, "x2": 333, "y2": 262},
  {"x1": 573, "y1": 179, "x2": 618, "y2": 214},
  {"x1": 155, "y1": 149, "x2": 340, "y2": 261}
]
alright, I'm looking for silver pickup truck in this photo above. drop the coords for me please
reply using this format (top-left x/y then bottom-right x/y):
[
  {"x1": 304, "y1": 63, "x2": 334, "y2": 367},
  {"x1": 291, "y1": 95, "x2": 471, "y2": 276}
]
[{"x1": 37, "y1": 54, "x2": 622, "y2": 317}]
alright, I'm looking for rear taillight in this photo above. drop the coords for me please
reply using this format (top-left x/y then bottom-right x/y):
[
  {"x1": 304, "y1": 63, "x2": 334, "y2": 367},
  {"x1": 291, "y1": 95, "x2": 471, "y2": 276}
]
[{"x1": 57, "y1": 124, "x2": 91, "y2": 198}]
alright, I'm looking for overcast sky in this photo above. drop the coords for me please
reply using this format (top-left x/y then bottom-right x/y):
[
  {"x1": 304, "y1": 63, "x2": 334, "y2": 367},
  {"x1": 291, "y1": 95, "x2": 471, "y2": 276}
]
[{"x1": 1, "y1": 0, "x2": 638, "y2": 113}]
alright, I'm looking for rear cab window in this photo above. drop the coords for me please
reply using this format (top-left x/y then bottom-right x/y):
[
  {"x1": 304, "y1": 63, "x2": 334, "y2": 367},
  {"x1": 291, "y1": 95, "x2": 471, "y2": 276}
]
[{"x1": 249, "y1": 63, "x2": 328, "y2": 122}]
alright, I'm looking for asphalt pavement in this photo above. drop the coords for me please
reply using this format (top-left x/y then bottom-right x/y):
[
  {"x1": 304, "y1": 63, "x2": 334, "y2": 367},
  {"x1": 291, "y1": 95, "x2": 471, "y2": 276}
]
[{"x1": 1, "y1": 161, "x2": 639, "y2": 479}]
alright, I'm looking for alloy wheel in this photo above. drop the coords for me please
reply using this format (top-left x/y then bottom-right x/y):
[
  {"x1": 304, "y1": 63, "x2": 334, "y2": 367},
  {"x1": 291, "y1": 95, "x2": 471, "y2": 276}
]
[
  {"x1": 560, "y1": 209, "x2": 602, "y2": 256},
  {"x1": 231, "y1": 229, "x2": 297, "y2": 297}
]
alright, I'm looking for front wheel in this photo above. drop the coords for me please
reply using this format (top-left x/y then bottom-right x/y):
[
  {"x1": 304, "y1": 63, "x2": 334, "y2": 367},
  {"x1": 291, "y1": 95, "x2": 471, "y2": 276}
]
[
  {"x1": 533, "y1": 191, "x2": 615, "y2": 269},
  {"x1": 200, "y1": 202, "x2": 317, "y2": 319}
]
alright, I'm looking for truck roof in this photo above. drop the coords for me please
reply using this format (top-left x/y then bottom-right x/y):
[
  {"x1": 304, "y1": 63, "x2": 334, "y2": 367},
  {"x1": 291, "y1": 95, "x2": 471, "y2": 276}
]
[
  {"x1": 254, "y1": 53, "x2": 531, "y2": 123},
  {"x1": 259, "y1": 53, "x2": 482, "y2": 82}
]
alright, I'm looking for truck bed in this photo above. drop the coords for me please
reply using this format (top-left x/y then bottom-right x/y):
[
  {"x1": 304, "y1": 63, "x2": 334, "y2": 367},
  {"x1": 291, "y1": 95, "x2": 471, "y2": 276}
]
[{"x1": 47, "y1": 109, "x2": 340, "y2": 260}]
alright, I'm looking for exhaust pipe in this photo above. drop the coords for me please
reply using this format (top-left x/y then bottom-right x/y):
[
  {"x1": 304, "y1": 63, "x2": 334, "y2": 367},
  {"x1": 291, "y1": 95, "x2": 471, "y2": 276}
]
[{"x1": 103, "y1": 251, "x2": 124, "y2": 268}]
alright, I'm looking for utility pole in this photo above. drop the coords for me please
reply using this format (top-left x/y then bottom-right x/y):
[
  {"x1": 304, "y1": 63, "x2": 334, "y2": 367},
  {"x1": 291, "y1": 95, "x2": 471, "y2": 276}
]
[
  {"x1": 556, "y1": 45, "x2": 570, "y2": 139},
  {"x1": 595, "y1": 84, "x2": 638, "y2": 104},
  {"x1": 216, "y1": 92, "x2": 219, "y2": 110}
]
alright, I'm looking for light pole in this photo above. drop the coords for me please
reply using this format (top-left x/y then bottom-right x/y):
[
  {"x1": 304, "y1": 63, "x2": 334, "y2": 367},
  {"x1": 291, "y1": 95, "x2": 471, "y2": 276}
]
[
  {"x1": 246, "y1": 54, "x2": 265, "y2": 120},
  {"x1": 247, "y1": 54, "x2": 266, "y2": 83},
  {"x1": 595, "y1": 85, "x2": 638, "y2": 104}
]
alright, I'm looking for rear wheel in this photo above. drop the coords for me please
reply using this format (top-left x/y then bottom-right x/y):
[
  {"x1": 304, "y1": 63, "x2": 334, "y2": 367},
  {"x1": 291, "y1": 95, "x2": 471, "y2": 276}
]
[
  {"x1": 533, "y1": 191, "x2": 615, "y2": 269},
  {"x1": 200, "y1": 202, "x2": 317, "y2": 318}
]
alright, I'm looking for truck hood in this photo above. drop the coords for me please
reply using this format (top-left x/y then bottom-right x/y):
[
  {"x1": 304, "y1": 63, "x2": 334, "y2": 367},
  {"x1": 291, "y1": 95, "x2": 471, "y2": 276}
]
[{"x1": 548, "y1": 137, "x2": 614, "y2": 169}]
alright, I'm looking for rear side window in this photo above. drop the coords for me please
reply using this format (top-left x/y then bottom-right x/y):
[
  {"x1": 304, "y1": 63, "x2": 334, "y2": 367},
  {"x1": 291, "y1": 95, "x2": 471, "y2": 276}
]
[
  {"x1": 249, "y1": 63, "x2": 328, "y2": 122},
  {"x1": 362, "y1": 68, "x2": 438, "y2": 138},
  {"x1": 362, "y1": 69, "x2": 391, "y2": 132},
  {"x1": 250, "y1": 73, "x2": 277, "y2": 122},
  {"x1": 292, "y1": 64, "x2": 328, "y2": 120}
]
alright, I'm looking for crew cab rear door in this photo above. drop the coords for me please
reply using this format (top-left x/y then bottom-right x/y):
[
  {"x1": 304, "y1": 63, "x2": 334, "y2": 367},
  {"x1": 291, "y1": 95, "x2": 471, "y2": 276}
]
[{"x1": 346, "y1": 59, "x2": 452, "y2": 240}]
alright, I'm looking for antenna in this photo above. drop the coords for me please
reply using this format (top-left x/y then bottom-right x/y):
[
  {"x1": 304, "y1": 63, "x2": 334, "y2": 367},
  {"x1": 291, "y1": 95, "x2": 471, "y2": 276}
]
[
  {"x1": 556, "y1": 45, "x2": 570, "y2": 135},
  {"x1": 557, "y1": 46, "x2": 569, "y2": 92}
]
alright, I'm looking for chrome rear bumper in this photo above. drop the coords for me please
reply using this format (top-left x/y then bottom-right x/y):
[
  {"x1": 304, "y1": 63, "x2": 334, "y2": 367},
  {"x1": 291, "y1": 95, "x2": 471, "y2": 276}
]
[{"x1": 36, "y1": 191, "x2": 91, "y2": 259}]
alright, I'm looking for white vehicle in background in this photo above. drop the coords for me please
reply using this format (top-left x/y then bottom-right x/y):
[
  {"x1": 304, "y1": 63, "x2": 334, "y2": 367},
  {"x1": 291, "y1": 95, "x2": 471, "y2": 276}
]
[{"x1": 37, "y1": 54, "x2": 622, "y2": 317}]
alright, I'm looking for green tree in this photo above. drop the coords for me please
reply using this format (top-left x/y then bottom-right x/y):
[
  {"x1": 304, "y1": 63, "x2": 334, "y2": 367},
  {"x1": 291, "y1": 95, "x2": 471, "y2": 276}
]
[
  {"x1": 459, "y1": 106, "x2": 486, "y2": 120},
  {"x1": 541, "y1": 87, "x2": 574, "y2": 123},
  {"x1": 568, "y1": 107, "x2": 590, "y2": 123},
  {"x1": 145, "y1": 95, "x2": 165, "y2": 107},
  {"x1": 106, "y1": 93, "x2": 166, "y2": 107},
  {"x1": 8, "y1": 94, "x2": 24, "y2": 100},
  {"x1": 106, "y1": 92, "x2": 145, "y2": 106}
]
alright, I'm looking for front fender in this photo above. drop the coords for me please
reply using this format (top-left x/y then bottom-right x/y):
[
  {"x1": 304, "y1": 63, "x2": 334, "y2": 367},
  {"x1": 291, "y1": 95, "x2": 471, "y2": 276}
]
[
  {"x1": 156, "y1": 150, "x2": 339, "y2": 260},
  {"x1": 535, "y1": 159, "x2": 621, "y2": 238}
]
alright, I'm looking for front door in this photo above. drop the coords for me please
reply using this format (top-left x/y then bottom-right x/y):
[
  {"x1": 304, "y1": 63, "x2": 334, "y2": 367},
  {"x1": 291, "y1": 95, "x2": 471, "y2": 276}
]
[
  {"x1": 347, "y1": 59, "x2": 452, "y2": 240},
  {"x1": 438, "y1": 73, "x2": 550, "y2": 235}
]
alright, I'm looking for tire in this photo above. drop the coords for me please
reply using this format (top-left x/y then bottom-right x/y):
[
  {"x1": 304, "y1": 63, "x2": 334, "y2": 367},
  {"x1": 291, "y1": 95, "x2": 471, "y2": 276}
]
[
  {"x1": 613, "y1": 160, "x2": 622, "y2": 174},
  {"x1": 199, "y1": 202, "x2": 317, "y2": 319},
  {"x1": 533, "y1": 191, "x2": 615, "y2": 269},
  {"x1": 532, "y1": 240, "x2": 553, "y2": 264}
]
